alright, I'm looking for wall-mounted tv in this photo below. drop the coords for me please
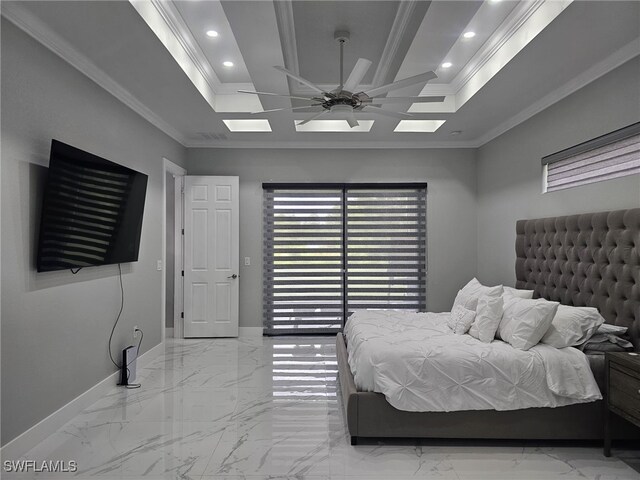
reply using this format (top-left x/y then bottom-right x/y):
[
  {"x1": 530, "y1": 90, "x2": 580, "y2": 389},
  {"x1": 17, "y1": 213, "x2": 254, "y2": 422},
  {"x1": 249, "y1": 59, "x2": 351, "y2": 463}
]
[{"x1": 36, "y1": 140, "x2": 148, "y2": 272}]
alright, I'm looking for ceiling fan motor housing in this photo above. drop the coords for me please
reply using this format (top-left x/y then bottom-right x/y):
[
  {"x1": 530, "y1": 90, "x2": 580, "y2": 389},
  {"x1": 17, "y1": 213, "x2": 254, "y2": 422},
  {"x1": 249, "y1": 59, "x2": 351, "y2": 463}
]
[{"x1": 318, "y1": 91, "x2": 372, "y2": 111}]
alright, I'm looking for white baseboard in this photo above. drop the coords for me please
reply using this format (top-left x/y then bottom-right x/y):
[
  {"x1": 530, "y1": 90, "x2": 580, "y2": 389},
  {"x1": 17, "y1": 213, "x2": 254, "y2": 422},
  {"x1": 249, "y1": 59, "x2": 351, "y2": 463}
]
[
  {"x1": 0, "y1": 341, "x2": 164, "y2": 460},
  {"x1": 239, "y1": 327, "x2": 263, "y2": 337},
  {"x1": 165, "y1": 327, "x2": 174, "y2": 338}
]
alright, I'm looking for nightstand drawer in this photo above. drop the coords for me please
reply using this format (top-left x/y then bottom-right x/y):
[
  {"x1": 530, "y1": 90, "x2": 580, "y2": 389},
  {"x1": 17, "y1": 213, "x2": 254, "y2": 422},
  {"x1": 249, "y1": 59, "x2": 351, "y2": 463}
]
[
  {"x1": 610, "y1": 367, "x2": 640, "y2": 396},
  {"x1": 609, "y1": 368, "x2": 640, "y2": 422}
]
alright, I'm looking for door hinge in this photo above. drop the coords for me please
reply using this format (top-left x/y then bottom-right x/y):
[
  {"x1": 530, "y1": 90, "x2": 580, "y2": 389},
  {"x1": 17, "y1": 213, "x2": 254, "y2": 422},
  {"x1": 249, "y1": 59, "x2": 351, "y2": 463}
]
[
  {"x1": 181, "y1": 270, "x2": 184, "y2": 276},
  {"x1": 182, "y1": 228, "x2": 184, "y2": 235},
  {"x1": 181, "y1": 312, "x2": 184, "y2": 318}
]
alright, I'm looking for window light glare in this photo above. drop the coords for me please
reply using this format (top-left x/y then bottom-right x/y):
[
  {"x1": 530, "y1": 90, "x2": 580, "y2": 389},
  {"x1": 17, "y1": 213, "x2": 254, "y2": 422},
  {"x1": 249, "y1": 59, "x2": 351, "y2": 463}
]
[
  {"x1": 441, "y1": 62, "x2": 453, "y2": 69},
  {"x1": 206, "y1": 30, "x2": 219, "y2": 38},
  {"x1": 463, "y1": 31, "x2": 476, "y2": 39},
  {"x1": 223, "y1": 61, "x2": 234, "y2": 67}
]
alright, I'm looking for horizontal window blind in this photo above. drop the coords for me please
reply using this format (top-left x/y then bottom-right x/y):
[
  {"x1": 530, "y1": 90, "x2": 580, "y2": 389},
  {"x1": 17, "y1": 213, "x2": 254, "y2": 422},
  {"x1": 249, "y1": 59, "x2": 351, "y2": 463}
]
[
  {"x1": 346, "y1": 188, "x2": 427, "y2": 312},
  {"x1": 543, "y1": 123, "x2": 640, "y2": 192},
  {"x1": 263, "y1": 189, "x2": 344, "y2": 334},
  {"x1": 263, "y1": 184, "x2": 427, "y2": 335}
]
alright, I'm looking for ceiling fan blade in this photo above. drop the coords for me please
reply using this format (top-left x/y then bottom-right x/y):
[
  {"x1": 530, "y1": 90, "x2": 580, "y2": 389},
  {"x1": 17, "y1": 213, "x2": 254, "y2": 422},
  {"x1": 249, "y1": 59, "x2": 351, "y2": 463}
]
[
  {"x1": 274, "y1": 66, "x2": 325, "y2": 94},
  {"x1": 345, "y1": 110, "x2": 359, "y2": 128},
  {"x1": 298, "y1": 110, "x2": 329, "y2": 126},
  {"x1": 343, "y1": 58, "x2": 372, "y2": 93},
  {"x1": 238, "y1": 90, "x2": 317, "y2": 101},
  {"x1": 252, "y1": 105, "x2": 320, "y2": 114},
  {"x1": 370, "y1": 96, "x2": 445, "y2": 104},
  {"x1": 362, "y1": 105, "x2": 413, "y2": 120},
  {"x1": 363, "y1": 71, "x2": 437, "y2": 98}
]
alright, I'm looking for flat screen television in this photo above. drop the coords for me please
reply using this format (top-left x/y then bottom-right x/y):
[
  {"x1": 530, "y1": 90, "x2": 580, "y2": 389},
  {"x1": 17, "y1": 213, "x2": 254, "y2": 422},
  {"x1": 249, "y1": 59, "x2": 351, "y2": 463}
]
[{"x1": 36, "y1": 140, "x2": 148, "y2": 272}]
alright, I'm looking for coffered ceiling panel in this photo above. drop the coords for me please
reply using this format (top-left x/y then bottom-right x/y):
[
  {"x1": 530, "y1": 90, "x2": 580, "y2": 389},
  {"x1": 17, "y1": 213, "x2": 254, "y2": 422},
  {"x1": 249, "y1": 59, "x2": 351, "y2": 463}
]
[
  {"x1": 2, "y1": 0, "x2": 638, "y2": 148},
  {"x1": 173, "y1": 0, "x2": 251, "y2": 84},
  {"x1": 292, "y1": 1, "x2": 399, "y2": 86}
]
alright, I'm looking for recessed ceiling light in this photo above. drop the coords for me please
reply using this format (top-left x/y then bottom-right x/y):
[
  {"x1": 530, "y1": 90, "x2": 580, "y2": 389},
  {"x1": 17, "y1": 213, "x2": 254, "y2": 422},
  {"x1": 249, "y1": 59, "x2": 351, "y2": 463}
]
[
  {"x1": 463, "y1": 31, "x2": 476, "y2": 39},
  {"x1": 206, "y1": 30, "x2": 219, "y2": 38},
  {"x1": 223, "y1": 61, "x2": 234, "y2": 67},
  {"x1": 441, "y1": 62, "x2": 452, "y2": 69}
]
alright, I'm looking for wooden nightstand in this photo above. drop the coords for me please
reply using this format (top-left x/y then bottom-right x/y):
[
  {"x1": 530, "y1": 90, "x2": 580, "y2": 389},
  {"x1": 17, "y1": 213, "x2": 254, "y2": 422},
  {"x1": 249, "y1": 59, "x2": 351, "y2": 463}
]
[{"x1": 604, "y1": 352, "x2": 640, "y2": 457}]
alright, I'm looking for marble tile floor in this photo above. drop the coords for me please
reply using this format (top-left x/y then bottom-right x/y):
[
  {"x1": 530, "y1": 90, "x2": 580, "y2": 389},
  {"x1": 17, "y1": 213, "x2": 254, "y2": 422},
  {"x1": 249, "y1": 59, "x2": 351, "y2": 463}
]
[{"x1": 4, "y1": 336, "x2": 640, "y2": 480}]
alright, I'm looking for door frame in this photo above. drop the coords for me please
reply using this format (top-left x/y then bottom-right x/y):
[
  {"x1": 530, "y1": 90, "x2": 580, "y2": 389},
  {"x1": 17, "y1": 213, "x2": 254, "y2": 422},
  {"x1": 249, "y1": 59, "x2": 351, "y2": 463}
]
[{"x1": 162, "y1": 158, "x2": 186, "y2": 340}]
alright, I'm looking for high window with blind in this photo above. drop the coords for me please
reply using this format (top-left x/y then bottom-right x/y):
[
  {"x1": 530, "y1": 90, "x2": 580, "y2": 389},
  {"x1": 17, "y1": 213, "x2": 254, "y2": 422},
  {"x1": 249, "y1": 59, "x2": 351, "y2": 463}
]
[
  {"x1": 542, "y1": 122, "x2": 640, "y2": 192},
  {"x1": 263, "y1": 184, "x2": 427, "y2": 335}
]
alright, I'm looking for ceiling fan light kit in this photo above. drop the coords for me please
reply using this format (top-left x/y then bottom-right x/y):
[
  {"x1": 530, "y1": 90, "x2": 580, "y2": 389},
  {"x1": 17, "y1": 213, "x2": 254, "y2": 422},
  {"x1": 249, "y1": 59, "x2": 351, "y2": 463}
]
[{"x1": 240, "y1": 29, "x2": 444, "y2": 128}]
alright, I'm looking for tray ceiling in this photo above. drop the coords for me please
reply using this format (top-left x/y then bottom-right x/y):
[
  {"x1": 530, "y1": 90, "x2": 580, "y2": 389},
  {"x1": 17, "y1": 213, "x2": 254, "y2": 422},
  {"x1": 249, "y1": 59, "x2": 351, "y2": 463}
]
[{"x1": 2, "y1": 0, "x2": 638, "y2": 148}]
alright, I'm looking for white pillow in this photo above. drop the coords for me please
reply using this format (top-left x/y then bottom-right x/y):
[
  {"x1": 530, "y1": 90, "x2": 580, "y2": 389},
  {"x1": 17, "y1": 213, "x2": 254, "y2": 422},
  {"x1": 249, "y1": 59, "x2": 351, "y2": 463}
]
[
  {"x1": 498, "y1": 296, "x2": 559, "y2": 350},
  {"x1": 503, "y1": 286, "x2": 534, "y2": 299},
  {"x1": 453, "y1": 278, "x2": 503, "y2": 311},
  {"x1": 541, "y1": 305, "x2": 605, "y2": 348},
  {"x1": 469, "y1": 295, "x2": 504, "y2": 343},
  {"x1": 448, "y1": 305, "x2": 477, "y2": 335},
  {"x1": 596, "y1": 324, "x2": 627, "y2": 335}
]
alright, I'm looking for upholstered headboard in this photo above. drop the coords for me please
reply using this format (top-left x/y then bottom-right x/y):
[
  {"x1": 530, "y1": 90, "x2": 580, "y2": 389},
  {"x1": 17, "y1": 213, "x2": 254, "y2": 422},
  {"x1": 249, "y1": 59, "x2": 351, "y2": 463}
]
[{"x1": 516, "y1": 209, "x2": 640, "y2": 349}]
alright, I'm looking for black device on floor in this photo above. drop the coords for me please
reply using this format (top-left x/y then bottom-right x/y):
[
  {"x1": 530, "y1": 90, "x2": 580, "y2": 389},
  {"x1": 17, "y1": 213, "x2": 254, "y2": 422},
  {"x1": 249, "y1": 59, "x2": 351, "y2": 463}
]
[{"x1": 119, "y1": 345, "x2": 138, "y2": 386}]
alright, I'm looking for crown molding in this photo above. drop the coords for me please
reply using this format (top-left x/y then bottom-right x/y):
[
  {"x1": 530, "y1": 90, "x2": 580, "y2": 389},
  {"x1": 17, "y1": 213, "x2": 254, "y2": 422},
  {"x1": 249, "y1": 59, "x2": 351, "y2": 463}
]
[
  {"x1": 1, "y1": 2, "x2": 187, "y2": 146},
  {"x1": 184, "y1": 139, "x2": 478, "y2": 149},
  {"x1": 371, "y1": 1, "x2": 420, "y2": 87},
  {"x1": 148, "y1": 0, "x2": 222, "y2": 91},
  {"x1": 475, "y1": 40, "x2": 640, "y2": 148},
  {"x1": 274, "y1": 0, "x2": 299, "y2": 78},
  {"x1": 451, "y1": 0, "x2": 546, "y2": 93},
  {"x1": 453, "y1": 0, "x2": 572, "y2": 109}
]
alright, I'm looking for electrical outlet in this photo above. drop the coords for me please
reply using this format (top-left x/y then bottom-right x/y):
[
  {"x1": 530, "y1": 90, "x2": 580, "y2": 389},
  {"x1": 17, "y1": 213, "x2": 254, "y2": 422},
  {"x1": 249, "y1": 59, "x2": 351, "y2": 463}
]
[{"x1": 133, "y1": 326, "x2": 139, "y2": 338}]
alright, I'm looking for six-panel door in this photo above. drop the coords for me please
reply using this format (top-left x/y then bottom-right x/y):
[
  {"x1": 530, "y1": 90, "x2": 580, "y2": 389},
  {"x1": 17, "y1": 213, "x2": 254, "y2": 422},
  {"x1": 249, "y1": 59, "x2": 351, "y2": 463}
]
[{"x1": 183, "y1": 176, "x2": 239, "y2": 337}]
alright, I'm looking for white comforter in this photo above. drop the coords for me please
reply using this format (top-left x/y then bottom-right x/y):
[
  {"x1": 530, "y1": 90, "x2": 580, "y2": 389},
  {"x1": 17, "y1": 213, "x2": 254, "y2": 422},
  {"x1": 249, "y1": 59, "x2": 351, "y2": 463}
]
[{"x1": 344, "y1": 310, "x2": 602, "y2": 412}]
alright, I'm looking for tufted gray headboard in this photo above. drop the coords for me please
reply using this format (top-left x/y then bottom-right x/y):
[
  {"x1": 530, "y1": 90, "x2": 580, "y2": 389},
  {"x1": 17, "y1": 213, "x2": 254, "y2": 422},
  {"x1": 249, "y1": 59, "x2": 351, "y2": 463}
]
[{"x1": 516, "y1": 209, "x2": 640, "y2": 350}]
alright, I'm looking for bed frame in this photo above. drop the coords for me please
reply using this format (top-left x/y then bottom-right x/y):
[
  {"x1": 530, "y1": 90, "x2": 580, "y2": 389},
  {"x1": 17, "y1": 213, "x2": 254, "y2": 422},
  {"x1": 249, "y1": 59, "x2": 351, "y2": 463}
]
[{"x1": 337, "y1": 208, "x2": 640, "y2": 444}]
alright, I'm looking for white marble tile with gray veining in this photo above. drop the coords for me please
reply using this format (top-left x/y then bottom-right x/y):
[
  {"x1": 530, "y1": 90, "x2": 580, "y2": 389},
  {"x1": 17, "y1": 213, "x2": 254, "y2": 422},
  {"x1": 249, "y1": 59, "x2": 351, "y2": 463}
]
[{"x1": 4, "y1": 336, "x2": 639, "y2": 480}]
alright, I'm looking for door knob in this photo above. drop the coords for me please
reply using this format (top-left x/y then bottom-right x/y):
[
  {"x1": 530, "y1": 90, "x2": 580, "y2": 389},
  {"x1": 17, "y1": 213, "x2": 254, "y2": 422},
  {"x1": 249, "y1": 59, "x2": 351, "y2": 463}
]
[{"x1": 227, "y1": 274, "x2": 238, "y2": 279}]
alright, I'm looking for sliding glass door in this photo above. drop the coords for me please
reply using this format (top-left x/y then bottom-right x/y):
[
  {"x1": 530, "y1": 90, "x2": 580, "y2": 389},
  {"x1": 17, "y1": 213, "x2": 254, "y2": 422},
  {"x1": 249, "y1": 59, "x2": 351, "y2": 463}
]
[
  {"x1": 263, "y1": 184, "x2": 426, "y2": 335},
  {"x1": 345, "y1": 188, "x2": 427, "y2": 313}
]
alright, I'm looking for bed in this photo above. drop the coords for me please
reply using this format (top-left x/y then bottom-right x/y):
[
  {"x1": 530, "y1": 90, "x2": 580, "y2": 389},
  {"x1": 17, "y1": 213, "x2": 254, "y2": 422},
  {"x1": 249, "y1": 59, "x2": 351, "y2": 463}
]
[{"x1": 337, "y1": 208, "x2": 640, "y2": 444}]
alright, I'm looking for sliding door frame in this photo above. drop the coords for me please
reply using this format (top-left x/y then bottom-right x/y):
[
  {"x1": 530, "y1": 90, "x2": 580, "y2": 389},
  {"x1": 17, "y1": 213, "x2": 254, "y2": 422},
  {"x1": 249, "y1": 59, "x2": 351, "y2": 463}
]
[{"x1": 263, "y1": 182, "x2": 428, "y2": 335}]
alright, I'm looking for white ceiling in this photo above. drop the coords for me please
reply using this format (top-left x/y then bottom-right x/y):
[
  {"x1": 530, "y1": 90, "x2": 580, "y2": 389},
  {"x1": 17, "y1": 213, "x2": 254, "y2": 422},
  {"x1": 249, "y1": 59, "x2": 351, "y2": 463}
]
[{"x1": 2, "y1": 0, "x2": 639, "y2": 148}]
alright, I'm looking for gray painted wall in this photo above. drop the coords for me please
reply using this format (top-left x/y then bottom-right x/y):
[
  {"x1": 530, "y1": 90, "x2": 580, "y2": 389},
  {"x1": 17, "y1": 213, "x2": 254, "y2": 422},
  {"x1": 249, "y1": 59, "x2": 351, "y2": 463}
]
[
  {"x1": 1, "y1": 20, "x2": 186, "y2": 446},
  {"x1": 165, "y1": 171, "x2": 175, "y2": 328},
  {"x1": 477, "y1": 57, "x2": 640, "y2": 287},
  {"x1": 187, "y1": 148, "x2": 478, "y2": 328}
]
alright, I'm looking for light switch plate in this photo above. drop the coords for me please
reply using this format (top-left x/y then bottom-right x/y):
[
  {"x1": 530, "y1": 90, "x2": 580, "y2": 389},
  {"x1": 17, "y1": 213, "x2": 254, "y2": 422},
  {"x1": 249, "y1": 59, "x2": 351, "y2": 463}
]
[
  {"x1": 244, "y1": 257, "x2": 251, "y2": 266},
  {"x1": 156, "y1": 260, "x2": 163, "y2": 271}
]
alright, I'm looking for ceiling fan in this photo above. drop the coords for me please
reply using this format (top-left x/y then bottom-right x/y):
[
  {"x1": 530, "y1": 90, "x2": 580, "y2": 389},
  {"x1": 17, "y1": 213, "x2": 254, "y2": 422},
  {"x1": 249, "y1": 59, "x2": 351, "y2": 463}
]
[{"x1": 238, "y1": 30, "x2": 444, "y2": 128}]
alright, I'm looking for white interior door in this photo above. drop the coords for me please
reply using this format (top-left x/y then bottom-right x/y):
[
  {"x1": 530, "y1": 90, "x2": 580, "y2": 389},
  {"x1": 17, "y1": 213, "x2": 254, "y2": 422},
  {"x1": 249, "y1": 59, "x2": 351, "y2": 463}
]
[{"x1": 184, "y1": 176, "x2": 239, "y2": 337}]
